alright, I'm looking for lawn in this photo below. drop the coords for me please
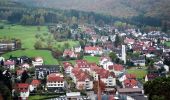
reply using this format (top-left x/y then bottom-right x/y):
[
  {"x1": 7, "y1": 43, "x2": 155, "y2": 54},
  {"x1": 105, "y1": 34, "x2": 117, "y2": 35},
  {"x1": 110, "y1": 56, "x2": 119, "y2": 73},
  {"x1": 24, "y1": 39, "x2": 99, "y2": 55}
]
[
  {"x1": 2, "y1": 50, "x2": 59, "y2": 64},
  {"x1": 83, "y1": 55, "x2": 100, "y2": 64},
  {"x1": 0, "y1": 23, "x2": 48, "y2": 49},
  {"x1": 127, "y1": 69, "x2": 147, "y2": 79},
  {"x1": 165, "y1": 41, "x2": 170, "y2": 47},
  {"x1": 0, "y1": 22, "x2": 80, "y2": 65},
  {"x1": 29, "y1": 95, "x2": 58, "y2": 100}
]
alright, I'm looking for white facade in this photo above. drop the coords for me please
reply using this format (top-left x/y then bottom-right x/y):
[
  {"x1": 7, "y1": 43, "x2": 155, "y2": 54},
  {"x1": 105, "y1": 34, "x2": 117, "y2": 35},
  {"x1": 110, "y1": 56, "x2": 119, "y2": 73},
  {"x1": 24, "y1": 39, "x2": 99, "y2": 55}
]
[
  {"x1": 19, "y1": 91, "x2": 30, "y2": 100},
  {"x1": 65, "y1": 66, "x2": 73, "y2": 75},
  {"x1": 76, "y1": 79, "x2": 93, "y2": 90},
  {"x1": 46, "y1": 81, "x2": 64, "y2": 88},
  {"x1": 32, "y1": 58, "x2": 43, "y2": 67},
  {"x1": 101, "y1": 76, "x2": 116, "y2": 87},
  {"x1": 103, "y1": 61, "x2": 113, "y2": 70},
  {"x1": 122, "y1": 45, "x2": 126, "y2": 64}
]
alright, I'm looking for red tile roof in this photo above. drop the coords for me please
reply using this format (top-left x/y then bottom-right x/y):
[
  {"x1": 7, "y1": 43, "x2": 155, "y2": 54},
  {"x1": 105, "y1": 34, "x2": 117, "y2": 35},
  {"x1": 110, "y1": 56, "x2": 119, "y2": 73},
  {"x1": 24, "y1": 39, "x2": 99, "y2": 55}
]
[
  {"x1": 47, "y1": 73, "x2": 64, "y2": 82},
  {"x1": 84, "y1": 46, "x2": 102, "y2": 51},
  {"x1": 63, "y1": 62, "x2": 72, "y2": 69},
  {"x1": 124, "y1": 38, "x2": 135, "y2": 44},
  {"x1": 124, "y1": 79, "x2": 137, "y2": 88},
  {"x1": 108, "y1": 64, "x2": 124, "y2": 71},
  {"x1": 126, "y1": 74, "x2": 136, "y2": 79},
  {"x1": 4, "y1": 60, "x2": 15, "y2": 65},
  {"x1": 31, "y1": 79, "x2": 40, "y2": 86},
  {"x1": 16, "y1": 83, "x2": 29, "y2": 92},
  {"x1": 72, "y1": 67, "x2": 90, "y2": 81},
  {"x1": 63, "y1": 49, "x2": 77, "y2": 57}
]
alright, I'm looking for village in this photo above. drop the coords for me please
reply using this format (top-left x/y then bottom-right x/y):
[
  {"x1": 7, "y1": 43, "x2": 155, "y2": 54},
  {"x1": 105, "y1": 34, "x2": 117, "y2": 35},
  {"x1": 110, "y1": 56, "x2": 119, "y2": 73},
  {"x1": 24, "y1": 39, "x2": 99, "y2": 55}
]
[{"x1": 0, "y1": 23, "x2": 170, "y2": 100}]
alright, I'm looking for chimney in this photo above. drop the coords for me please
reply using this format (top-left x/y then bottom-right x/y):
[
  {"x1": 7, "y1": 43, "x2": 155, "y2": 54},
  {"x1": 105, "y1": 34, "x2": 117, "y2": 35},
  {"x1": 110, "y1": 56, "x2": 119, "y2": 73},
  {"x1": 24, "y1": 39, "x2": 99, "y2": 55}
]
[{"x1": 97, "y1": 75, "x2": 101, "y2": 100}]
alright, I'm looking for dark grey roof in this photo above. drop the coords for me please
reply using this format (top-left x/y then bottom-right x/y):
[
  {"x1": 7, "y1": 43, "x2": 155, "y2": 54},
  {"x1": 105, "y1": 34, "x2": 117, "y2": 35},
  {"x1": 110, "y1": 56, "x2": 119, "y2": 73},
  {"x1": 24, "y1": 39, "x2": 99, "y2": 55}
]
[{"x1": 127, "y1": 94, "x2": 148, "y2": 100}]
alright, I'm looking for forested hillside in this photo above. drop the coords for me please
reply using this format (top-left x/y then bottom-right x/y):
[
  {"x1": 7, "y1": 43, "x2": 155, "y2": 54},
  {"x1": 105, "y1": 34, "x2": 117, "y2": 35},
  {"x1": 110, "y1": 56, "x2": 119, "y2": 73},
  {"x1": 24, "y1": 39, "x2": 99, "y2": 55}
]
[{"x1": 13, "y1": 0, "x2": 170, "y2": 20}]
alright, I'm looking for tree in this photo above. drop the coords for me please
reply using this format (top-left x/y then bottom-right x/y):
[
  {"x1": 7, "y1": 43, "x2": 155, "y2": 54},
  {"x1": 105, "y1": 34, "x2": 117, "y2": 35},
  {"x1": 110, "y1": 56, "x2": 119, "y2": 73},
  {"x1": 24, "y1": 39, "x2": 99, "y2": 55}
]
[
  {"x1": 34, "y1": 40, "x2": 43, "y2": 49},
  {"x1": 21, "y1": 70, "x2": 29, "y2": 83},
  {"x1": 0, "y1": 82, "x2": 12, "y2": 100},
  {"x1": 144, "y1": 77, "x2": 170, "y2": 100},
  {"x1": 93, "y1": 81, "x2": 106, "y2": 94},
  {"x1": 79, "y1": 40, "x2": 85, "y2": 49},
  {"x1": 109, "y1": 52, "x2": 117, "y2": 62},
  {"x1": 114, "y1": 34, "x2": 122, "y2": 47}
]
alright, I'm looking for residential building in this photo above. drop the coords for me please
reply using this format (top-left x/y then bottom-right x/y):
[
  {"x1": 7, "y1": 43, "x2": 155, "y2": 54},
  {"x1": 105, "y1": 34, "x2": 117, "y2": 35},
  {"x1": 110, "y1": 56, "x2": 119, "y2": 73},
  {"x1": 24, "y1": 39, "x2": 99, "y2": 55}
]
[
  {"x1": 35, "y1": 65, "x2": 60, "y2": 79},
  {"x1": 4, "y1": 60, "x2": 15, "y2": 70},
  {"x1": 32, "y1": 57, "x2": 43, "y2": 67},
  {"x1": 16, "y1": 83, "x2": 30, "y2": 100},
  {"x1": 46, "y1": 73, "x2": 65, "y2": 92},
  {"x1": 63, "y1": 49, "x2": 78, "y2": 58},
  {"x1": 29, "y1": 79, "x2": 41, "y2": 92},
  {"x1": 108, "y1": 64, "x2": 125, "y2": 76},
  {"x1": 84, "y1": 46, "x2": 103, "y2": 55},
  {"x1": 63, "y1": 62, "x2": 73, "y2": 75}
]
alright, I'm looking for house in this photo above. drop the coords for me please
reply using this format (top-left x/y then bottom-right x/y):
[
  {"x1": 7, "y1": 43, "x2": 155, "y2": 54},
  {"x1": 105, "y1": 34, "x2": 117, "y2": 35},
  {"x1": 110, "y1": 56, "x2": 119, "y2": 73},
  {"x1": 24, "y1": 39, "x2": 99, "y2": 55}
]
[
  {"x1": 145, "y1": 73, "x2": 159, "y2": 82},
  {"x1": 20, "y1": 63, "x2": 30, "y2": 70},
  {"x1": 63, "y1": 49, "x2": 78, "y2": 58},
  {"x1": 99, "y1": 69, "x2": 116, "y2": 87},
  {"x1": 16, "y1": 83, "x2": 30, "y2": 100},
  {"x1": 84, "y1": 46, "x2": 103, "y2": 55},
  {"x1": 124, "y1": 38, "x2": 135, "y2": 45},
  {"x1": 46, "y1": 73, "x2": 65, "y2": 92},
  {"x1": 74, "y1": 46, "x2": 82, "y2": 53},
  {"x1": 99, "y1": 56, "x2": 111, "y2": 66},
  {"x1": 66, "y1": 92, "x2": 81, "y2": 100},
  {"x1": 123, "y1": 79, "x2": 138, "y2": 88},
  {"x1": 32, "y1": 57, "x2": 43, "y2": 67},
  {"x1": 93, "y1": 68, "x2": 116, "y2": 87},
  {"x1": 63, "y1": 62, "x2": 73, "y2": 75},
  {"x1": 4, "y1": 60, "x2": 15, "y2": 70},
  {"x1": 0, "y1": 56, "x2": 5, "y2": 62},
  {"x1": 108, "y1": 64, "x2": 125, "y2": 76},
  {"x1": 75, "y1": 60, "x2": 91, "y2": 72},
  {"x1": 35, "y1": 65, "x2": 60, "y2": 79},
  {"x1": 123, "y1": 74, "x2": 138, "y2": 88},
  {"x1": 71, "y1": 67, "x2": 93, "y2": 90},
  {"x1": 16, "y1": 70, "x2": 24, "y2": 81},
  {"x1": 19, "y1": 56, "x2": 32, "y2": 64},
  {"x1": 131, "y1": 56, "x2": 145, "y2": 66},
  {"x1": 0, "y1": 42, "x2": 15, "y2": 51},
  {"x1": 100, "y1": 36, "x2": 109, "y2": 43},
  {"x1": 29, "y1": 79, "x2": 41, "y2": 92}
]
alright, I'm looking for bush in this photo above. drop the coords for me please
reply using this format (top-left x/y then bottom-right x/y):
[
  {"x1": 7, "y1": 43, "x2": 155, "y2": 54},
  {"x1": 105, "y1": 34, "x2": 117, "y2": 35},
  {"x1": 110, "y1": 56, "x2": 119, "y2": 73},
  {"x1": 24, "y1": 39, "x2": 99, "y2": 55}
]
[{"x1": 0, "y1": 25, "x2": 4, "y2": 29}]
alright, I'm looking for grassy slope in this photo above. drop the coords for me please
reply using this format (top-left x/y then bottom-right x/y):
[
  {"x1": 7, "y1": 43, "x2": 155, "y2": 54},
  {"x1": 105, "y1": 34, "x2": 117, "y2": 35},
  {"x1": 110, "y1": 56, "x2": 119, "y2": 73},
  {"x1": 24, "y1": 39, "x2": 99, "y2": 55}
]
[
  {"x1": 0, "y1": 24, "x2": 48, "y2": 49},
  {"x1": 83, "y1": 56, "x2": 100, "y2": 64},
  {"x1": 2, "y1": 50, "x2": 59, "y2": 64},
  {"x1": 165, "y1": 41, "x2": 170, "y2": 47},
  {"x1": 127, "y1": 69, "x2": 147, "y2": 79},
  {"x1": 0, "y1": 22, "x2": 59, "y2": 64}
]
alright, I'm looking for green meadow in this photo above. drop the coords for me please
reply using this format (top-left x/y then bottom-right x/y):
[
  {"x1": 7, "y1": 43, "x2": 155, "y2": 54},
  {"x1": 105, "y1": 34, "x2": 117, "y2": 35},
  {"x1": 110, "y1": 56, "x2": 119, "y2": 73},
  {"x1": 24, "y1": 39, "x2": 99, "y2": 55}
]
[
  {"x1": 165, "y1": 41, "x2": 170, "y2": 47},
  {"x1": 2, "y1": 50, "x2": 59, "y2": 64}
]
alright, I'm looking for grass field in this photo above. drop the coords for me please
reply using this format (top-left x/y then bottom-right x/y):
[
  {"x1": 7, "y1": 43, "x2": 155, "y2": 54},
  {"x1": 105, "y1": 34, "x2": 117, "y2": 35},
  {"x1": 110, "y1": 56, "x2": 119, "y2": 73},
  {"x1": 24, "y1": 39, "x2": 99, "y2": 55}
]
[
  {"x1": 2, "y1": 50, "x2": 59, "y2": 64},
  {"x1": 0, "y1": 23, "x2": 48, "y2": 49},
  {"x1": 165, "y1": 41, "x2": 170, "y2": 47},
  {"x1": 127, "y1": 69, "x2": 147, "y2": 79},
  {"x1": 0, "y1": 22, "x2": 79, "y2": 65},
  {"x1": 29, "y1": 95, "x2": 58, "y2": 100},
  {"x1": 83, "y1": 55, "x2": 100, "y2": 64}
]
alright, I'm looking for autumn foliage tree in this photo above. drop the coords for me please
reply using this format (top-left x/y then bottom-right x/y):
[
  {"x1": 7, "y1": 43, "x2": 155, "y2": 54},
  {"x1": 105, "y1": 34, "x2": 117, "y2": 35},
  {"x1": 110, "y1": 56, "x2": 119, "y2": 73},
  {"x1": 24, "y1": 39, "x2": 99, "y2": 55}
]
[{"x1": 93, "y1": 80, "x2": 106, "y2": 94}]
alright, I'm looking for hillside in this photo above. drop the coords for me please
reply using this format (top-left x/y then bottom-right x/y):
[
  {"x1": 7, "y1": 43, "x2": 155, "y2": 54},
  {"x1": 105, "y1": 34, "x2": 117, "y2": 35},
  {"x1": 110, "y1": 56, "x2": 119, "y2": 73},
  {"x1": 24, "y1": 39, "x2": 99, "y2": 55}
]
[{"x1": 12, "y1": 0, "x2": 170, "y2": 19}]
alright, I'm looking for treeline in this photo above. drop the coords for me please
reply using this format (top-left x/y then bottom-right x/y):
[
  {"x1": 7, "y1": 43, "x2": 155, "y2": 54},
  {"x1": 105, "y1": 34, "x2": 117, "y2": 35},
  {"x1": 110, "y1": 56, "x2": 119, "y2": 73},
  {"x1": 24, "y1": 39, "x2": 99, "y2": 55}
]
[
  {"x1": 0, "y1": 1, "x2": 169, "y2": 30},
  {"x1": 0, "y1": 6, "x2": 120, "y2": 26}
]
